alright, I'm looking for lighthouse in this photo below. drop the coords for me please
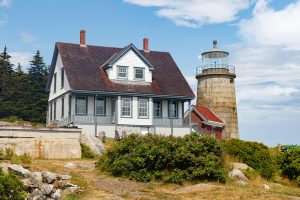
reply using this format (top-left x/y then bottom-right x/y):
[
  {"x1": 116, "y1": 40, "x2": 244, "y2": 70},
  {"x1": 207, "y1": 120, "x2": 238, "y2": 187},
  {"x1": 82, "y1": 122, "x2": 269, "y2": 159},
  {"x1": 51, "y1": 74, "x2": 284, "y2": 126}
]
[{"x1": 196, "y1": 40, "x2": 239, "y2": 139}]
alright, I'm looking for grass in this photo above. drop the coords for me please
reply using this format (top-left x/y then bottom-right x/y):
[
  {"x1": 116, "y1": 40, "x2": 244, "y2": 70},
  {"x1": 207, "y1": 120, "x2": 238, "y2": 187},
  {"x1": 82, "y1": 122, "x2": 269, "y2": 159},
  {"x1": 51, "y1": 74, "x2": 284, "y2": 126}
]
[{"x1": 0, "y1": 116, "x2": 23, "y2": 123}]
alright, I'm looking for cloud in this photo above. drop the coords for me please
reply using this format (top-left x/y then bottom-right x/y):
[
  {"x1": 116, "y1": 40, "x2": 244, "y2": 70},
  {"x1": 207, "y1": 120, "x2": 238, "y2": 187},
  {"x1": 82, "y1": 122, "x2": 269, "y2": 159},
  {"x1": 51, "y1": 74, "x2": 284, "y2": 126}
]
[
  {"x1": 124, "y1": 0, "x2": 250, "y2": 27},
  {"x1": 0, "y1": 0, "x2": 11, "y2": 7},
  {"x1": 239, "y1": 0, "x2": 300, "y2": 50},
  {"x1": 20, "y1": 32, "x2": 38, "y2": 43},
  {"x1": 9, "y1": 51, "x2": 33, "y2": 67}
]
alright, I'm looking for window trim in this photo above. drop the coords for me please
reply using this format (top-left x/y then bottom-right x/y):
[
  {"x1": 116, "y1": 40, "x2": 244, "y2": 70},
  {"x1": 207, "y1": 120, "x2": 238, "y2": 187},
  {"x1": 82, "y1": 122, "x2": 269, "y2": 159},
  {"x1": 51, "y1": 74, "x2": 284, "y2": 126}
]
[
  {"x1": 75, "y1": 96, "x2": 88, "y2": 116},
  {"x1": 95, "y1": 96, "x2": 106, "y2": 116},
  {"x1": 117, "y1": 66, "x2": 128, "y2": 80},
  {"x1": 138, "y1": 98, "x2": 149, "y2": 119},
  {"x1": 153, "y1": 100, "x2": 162, "y2": 118},
  {"x1": 134, "y1": 67, "x2": 145, "y2": 81},
  {"x1": 61, "y1": 68, "x2": 64, "y2": 89},
  {"x1": 168, "y1": 100, "x2": 178, "y2": 118},
  {"x1": 53, "y1": 73, "x2": 57, "y2": 93},
  {"x1": 121, "y1": 97, "x2": 132, "y2": 118}
]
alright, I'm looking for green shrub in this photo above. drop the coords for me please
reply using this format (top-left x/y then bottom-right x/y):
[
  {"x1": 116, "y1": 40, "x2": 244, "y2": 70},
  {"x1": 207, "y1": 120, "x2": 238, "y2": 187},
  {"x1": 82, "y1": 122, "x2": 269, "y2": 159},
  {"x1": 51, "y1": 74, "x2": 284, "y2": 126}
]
[
  {"x1": 242, "y1": 168, "x2": 259, "y2": 180},
  {"x1": 98, "y1": 133, "x2": 226, "y2": 184},
  {"x1": 0, "y1": 168, "x2": 27, "y2": 200},
  {"x1": 5, "y1": 148, "x2": 14, "y2": 160},
  {"x1": 223, "y1": 139, "x2": 277, "y2": 179},
  {"x1": 0, "y1": 149, "x2": 5, "y2": 160},
  {"x1": 80, "y1": 143, "x2": 96, "y2": 159},
  {"x1": 278, "y1": 147, "x2": 300, "y2": 185}
]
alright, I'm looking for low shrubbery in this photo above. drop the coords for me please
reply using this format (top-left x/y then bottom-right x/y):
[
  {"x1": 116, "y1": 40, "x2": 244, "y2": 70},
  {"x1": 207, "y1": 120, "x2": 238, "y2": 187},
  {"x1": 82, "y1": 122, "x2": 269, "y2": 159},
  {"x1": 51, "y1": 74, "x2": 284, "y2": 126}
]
[
  {"x1": 0, "y1": 168, "x2": 27, "y2": 200},
  {"x1": 98, "y1": 133, "x2": 226, "y2": 184},
  {"x1": 277, "y1": 147, "x2": 300, "y2": 185},
  {"x1": 0, "y1": 148, "x2": 32, "y2": 166},
  {"x1": 81, "y1": 143, "x2": 96, "y2": 159}
]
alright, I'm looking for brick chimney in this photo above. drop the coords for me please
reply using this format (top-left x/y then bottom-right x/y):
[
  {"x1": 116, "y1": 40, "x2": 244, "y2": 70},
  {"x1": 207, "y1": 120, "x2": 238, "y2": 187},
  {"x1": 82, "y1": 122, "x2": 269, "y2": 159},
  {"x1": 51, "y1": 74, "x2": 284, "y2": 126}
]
[
  {"x1": 80, "y1": 30, "x2": 86, "y2": 47},
  {"x1": 143, "y1": 38, "x2": 149, "y2": 53}
]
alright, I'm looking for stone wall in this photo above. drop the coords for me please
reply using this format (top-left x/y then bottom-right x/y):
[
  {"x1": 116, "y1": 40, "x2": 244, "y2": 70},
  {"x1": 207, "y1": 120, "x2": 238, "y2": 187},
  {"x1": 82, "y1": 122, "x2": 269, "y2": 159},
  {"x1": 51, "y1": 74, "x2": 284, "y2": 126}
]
[
  {"x1": 196, "y1": 69, "x2": 239, "y2": 139},
  {"x1": 0, "y1": 126, "x2": 81, "y2": 159}
]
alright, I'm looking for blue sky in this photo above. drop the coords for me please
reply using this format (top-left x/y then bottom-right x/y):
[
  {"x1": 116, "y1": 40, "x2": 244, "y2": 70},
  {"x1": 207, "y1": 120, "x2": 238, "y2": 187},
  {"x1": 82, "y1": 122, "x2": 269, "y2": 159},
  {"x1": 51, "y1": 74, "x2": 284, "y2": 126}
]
[{"x1": 1, "y1": 0, "x2": 300, "y2": 146}]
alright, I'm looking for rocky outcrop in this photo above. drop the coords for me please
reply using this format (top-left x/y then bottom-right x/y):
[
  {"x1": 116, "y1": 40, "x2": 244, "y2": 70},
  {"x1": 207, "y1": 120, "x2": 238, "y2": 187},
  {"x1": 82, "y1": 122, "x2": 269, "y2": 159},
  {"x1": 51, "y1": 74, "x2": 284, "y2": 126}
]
[
  {"x1": 1, "y1": 163, "x2": 79, "y2": 200},
  {"x1": 80, "y1": 132, "x2": 105, "y2": 155},
  {"x1": 228, "y1": 163, "x2": 253, "y2": 186}
]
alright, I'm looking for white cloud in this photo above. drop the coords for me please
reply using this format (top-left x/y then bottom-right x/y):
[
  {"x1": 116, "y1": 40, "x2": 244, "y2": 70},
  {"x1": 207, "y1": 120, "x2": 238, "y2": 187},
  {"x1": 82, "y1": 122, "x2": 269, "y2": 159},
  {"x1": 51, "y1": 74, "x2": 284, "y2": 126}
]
[
  {"x1": 125, "y1": 0, "x2": 250, "y2": 27},
  {"x1": 9, "y1": 51, "x2": 33, "y2": 67},
  {"x1": 20, "y1": 32, "x2": 37, "y2": 43},
  {"x1": 0, "y1": 0, "x2": 11, "y2": 7},
  {"x1": 239, "y1": 0, "x2": 300, "y2": 50}
]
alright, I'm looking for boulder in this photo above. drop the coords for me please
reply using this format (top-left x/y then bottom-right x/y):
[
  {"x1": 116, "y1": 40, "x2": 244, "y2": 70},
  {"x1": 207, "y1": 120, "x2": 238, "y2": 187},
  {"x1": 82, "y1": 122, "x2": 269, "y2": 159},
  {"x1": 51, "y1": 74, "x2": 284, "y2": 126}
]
[
  {"x1": 29, "y1": 172, "x2": 43, "y2": 187},
  {"x1": 41, "y1": 184, "x2": 54, "y2": 195},
  {"x1": 51, "y1": 189, "x2": 62, "y2": 200},
  {"x1": 8, "y1": 164, "x2": 30, "y2": 178},
  {"x1": 231, "y1": 162, "x2": 253, "y2": 171},
  {"x1": 28, "y1": 188, "x2": 44, "y2": 200},
  {"x1": 42, "y1": 171, "x2": 57, "y2": 184},
  {"x1": 80, "y1": 132, "x2": 105, "y2": 155},
  {"x1": 228, "y1": 169, "x2": 249, "y2": 186}
]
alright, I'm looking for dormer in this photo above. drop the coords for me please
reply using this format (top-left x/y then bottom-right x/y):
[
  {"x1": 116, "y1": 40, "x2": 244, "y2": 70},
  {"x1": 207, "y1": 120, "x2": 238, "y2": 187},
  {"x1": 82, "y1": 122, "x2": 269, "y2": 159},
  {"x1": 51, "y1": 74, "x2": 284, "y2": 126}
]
[{"x1": 102, "y1": 39, "x2": 154, "y2": 85}]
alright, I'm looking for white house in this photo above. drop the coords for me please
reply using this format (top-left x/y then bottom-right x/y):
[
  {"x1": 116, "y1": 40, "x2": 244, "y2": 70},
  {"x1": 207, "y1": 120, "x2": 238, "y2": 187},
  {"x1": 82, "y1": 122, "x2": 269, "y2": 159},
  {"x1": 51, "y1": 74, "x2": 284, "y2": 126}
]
[{"x1": 46, "y1": 30, "x2": 195, "y2": 137}]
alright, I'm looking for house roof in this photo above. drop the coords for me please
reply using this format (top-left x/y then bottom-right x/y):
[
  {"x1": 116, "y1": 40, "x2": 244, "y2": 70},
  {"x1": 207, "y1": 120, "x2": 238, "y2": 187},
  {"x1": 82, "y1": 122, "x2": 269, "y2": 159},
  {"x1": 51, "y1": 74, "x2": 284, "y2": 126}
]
[
  {"x1": 47, "y1": 42, "x2": 194, "y2": 99},
  {"x1": 192, "y1": 105, "x2": 224, "y2": 124}
]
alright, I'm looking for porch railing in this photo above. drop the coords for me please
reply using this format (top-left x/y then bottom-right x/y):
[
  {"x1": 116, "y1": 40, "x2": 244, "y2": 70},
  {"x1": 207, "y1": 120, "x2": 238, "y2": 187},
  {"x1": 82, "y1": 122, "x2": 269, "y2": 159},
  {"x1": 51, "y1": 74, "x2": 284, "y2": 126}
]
[
  {"x1": 57, "y1": 115, "x2": 115, "y2": 127},
  {"x1": 153, "y1": 117, "x2": 189, "y2": 127}
]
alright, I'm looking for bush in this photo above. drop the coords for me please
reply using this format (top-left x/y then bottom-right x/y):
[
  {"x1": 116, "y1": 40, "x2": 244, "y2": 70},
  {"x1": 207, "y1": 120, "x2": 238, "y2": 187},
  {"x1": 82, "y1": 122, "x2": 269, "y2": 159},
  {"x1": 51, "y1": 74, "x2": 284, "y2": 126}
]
[
  {"x1": 98, "y1": 133, "x2": 226, "y2": 184},
  {"x1": 5, "y1": 148, "x2": 14, "y2": 160},
  {"x1": 0, "y1": 168, "x2": 27, "y2": 200},
  {"x1": 81, "y1": 143, "x2": 96, "y2": 159},
  {"x1": 223, "y1": 139, "x2": 277, "y2": 179},
  {"x1": 278, "y1": 147, "x2": 300, "y2": 185}
]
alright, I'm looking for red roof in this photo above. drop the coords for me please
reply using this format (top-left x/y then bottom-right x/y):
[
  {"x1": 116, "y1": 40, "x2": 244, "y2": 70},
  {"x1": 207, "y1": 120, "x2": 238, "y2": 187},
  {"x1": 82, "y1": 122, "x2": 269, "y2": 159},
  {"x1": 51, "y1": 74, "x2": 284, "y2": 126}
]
[{"x1": 192, "y1": 105, "x2": 223, "y2": 123}]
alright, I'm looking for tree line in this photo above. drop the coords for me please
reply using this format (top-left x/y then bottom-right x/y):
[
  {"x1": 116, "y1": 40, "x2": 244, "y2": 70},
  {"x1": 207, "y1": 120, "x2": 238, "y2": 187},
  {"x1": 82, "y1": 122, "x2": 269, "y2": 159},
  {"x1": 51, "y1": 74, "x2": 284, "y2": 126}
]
[{"x1": 0, "y1": 46, "x2": 49, "y2": 123}]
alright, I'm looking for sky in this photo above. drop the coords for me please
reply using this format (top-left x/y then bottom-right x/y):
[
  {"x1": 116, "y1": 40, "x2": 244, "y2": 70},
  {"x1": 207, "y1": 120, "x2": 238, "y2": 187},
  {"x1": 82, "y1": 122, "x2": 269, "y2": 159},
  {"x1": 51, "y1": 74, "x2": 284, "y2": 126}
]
[{"x1": 1, "y1": 0, "x2": 300, "y2": 146}]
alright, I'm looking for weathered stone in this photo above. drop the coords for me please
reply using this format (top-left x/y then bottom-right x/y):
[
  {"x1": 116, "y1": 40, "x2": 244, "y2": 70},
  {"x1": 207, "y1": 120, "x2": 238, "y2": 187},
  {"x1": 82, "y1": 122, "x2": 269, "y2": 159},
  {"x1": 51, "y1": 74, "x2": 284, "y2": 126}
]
[
  {"x1": 64, "y1": 163, "x2": 77, "y2": 169},
  {"x1": 42, "y1": 171, "x2": 57, "y2": 184},
  {"x1": 228, "y1": 169, "x2": 249, "y2": 185},
  {"x1": 28, "y1": 188, "x2": 44, "y2": 200},
  {"x1": 80, "y1": 132, "x2": 105, "y2": 155},
  {"x1": 57, "y1": 174, "x2": 71, "y2": 180},
  {"x1": 63, "y1": 183, "x2": 80, "y2": 193},
  {"x1": 8, "y1": 164, "x2": 30, "y2": 178},
  {"x1": 41, "y1": 184, "x2": 54, "y2": 195},
  {"x1": 231, "y1": 163, "x2": 253, "y2": 171},
  {"x1": 51, "y1": 189, "x2": 62, "y2": 200}
]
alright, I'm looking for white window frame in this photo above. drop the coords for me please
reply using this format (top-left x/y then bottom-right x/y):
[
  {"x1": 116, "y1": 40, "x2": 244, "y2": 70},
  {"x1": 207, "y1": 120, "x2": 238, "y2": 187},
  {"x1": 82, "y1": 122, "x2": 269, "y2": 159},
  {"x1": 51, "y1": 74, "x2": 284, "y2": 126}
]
[
  {"x1": 168, "y1": 101, "x2": 178, "y2": 118},
  {"x1": 153, "y1": 100, "x2": 162, "y2": 118},
  {"x1": 61, "y1": 68, "x2": 64, "y2": 89},
  {"x1": 138, "y1": 98, "x2": 149, "y2": 118},
  {"x1": 53, "y1": 73, "x2": 57, "y2": 93},
  {"x1": 76, "y1": 96, "x2": 87, "y2": 115},
  {"x1": 121, "y1": 97, "x2": 132, "y2": 117},
  {"x1": 117, "y1": 66, "x2": 128, "y2": 79},
  {"x1": 95, "y1": 97, "x2": 105, "y2": 116},
  {"x1": 134, "y1": 67, "x2": 145, "y2": 80}
]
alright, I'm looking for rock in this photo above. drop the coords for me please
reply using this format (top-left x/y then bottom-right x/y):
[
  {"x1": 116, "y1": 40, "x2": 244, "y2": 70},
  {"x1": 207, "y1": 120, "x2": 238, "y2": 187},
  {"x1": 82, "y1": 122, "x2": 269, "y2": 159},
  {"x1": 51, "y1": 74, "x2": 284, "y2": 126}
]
[
  {"x1": 41, "y1": 184, "x2": 54, "y2": 195},
  {"x1": 231, "y1": 163, "x2": 253, "y2": 171},
  {"x1": 0, "y1": 162, "x2": 10, "y2": 173},
  {"x1": 42, "y1": 171, "x2": 57, "y2": 184},
  {"x1": 51, "y1": 189, "x2": 62, "y2": 200},
  {"x1": 28, "y1": 188, "x2": 44, "y2": 200},
  {"x1": 63, "y1": 183, "x2": 80, "y2": 193},
  {"x1": 264, "y1": 184, "x2": 271, "y2": 190},
  {"x1": 8, "y1": 164, "x2": 30, "y2": 178},
  {"x1": 228, "y1": 169, "x2": 249, "y2": 186},
  {"x1": 64, "y1": 163, "x2": 77, "y2": 169},
  {"x1": 80, "y1": 132, "x2": 105, "y2": 155},
  {"x1": 29, "y1": 172, "x2": 43, "y2": 186},
  {"x1": 57, "y1": 174, "x2": 71, "y2": 180}
]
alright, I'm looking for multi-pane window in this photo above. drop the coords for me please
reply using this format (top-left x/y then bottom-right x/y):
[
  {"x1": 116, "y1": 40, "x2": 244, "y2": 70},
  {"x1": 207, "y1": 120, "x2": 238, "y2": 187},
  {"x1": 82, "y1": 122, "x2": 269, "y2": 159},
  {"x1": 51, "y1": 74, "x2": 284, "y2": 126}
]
[
  {"x1": 168, "y1": 101, "x2": 178, "y2": 118},
  {"x1": 53, "y1": 73, "x2": 57, "y2": 93},
  {"x1": 153, "y1": 100, "x2": 162, "y2": 117},
  {"x1": 121, "y1": 97, "x2": 131, "y2": 117},
  {"x1": 117, "y1": 66, "x2": 128, "y2": 79},
  {"x1": 61, "y1": 68, "x2": 64, "y2": 88},
  {"x1": 76, "y1": 96, "x2": 87, "y2": 115},
  {"x1": 61, "y1": 97, "x2": 64, "y2": 118},
  {"x1": 96, "y1": 97, "x2": 105, "y2": 115},
  {"x1": 53, "y1": 101, "x2": 56, "y2": 120},
  {"x1": 134, "y1": 68, "x2": 144, "y2": 80},
  {"x1": 138, "y1": 98, "x2": 148, "y2": 118}
]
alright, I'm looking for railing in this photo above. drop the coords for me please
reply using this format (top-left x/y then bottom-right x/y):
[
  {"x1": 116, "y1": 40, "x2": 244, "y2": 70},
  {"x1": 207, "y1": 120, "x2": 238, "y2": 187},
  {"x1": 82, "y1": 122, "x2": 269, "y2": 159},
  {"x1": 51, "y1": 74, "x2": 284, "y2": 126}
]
[
  {"x1": 57, "y1": 116, "x2": 71, "y2": 127},
  {"x1": 153, "y1": 117, "x2": 189, "y2": 127},
  {"x1": 196, "y1": 64, "x2": 235, "y2": 75},
  {"x1": 57, "y1": 115, "x2": 115, "y2": 127}
]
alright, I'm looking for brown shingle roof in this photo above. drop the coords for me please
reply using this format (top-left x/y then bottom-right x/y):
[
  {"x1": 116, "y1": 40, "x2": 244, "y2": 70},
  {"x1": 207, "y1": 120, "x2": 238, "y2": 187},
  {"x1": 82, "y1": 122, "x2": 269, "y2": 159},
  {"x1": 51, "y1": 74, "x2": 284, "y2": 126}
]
[{"x1": 51, "y1": 42, "x2": 194, "y2": 99}]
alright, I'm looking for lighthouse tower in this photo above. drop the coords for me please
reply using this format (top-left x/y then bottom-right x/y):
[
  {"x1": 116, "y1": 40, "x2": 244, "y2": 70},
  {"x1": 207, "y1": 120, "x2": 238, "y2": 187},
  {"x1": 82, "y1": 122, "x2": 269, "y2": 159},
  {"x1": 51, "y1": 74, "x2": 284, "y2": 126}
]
[{"x1": 196, "y1": 40, "x2": 239, "y2": 139}]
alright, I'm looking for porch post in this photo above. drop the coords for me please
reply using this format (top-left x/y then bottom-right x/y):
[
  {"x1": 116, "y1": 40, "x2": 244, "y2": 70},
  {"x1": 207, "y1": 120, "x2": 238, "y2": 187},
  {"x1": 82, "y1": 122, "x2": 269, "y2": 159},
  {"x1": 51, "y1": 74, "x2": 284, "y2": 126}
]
[
  {"x1": 94, "y1": 95, "x2": 98, "y2": 137},
  {"x1": 170, "y1": 99, "x2": 174, "y2": 136},
  {"x1": 188, "y1": 100, "x2": 192, "y2": 133}
]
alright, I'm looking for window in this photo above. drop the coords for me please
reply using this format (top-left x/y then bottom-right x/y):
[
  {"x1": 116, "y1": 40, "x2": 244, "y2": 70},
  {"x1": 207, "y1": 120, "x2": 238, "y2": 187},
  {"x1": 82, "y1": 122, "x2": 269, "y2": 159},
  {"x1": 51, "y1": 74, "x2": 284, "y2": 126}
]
[
  {"x1": 121, "y1": 97, "x2": 131, "y2": 117},
  {"x1": 53, "y1": 73, "x2": 57, "y2": 93},
  {"x1": 153, "y1": 100, "x2": 162, "y2": 117},
  {"x1": 117, "y1": 66, "x2": 128, "y2": 79},
  {"x1": 61, "y1": 68, "x2": 64, "y2": 88},
  {"x1": 168, "y1": 101, "x2": 178, "y2": 118},
  {"x1": 96, "y1": 97, "x2": 105, "y2": 115},
  {"x1": 61, "y1": 97, "x2": 64, "y2": 118},
  {"x1": 53, "y1": 101, "x2": 56, "y2": 120},
  {"x1": 50, "y1": 103, "x2": 53, "y2": 121},
  {"x1": 138, "y1": 98, "x2": 148, "y2": 118},
  {"x1": 134, "y1": 68, "x2": 144, "y2": 80},
  {"x1": 76, "y1": 96, "x2": 87, "y2": 115}
]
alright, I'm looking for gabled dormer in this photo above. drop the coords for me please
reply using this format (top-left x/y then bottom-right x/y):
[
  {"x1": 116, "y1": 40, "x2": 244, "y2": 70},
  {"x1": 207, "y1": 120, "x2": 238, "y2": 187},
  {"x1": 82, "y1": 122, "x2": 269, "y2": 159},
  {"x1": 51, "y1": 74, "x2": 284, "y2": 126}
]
[{"x1": 102, "y1": 39, "x2": 154, "y2": 85}]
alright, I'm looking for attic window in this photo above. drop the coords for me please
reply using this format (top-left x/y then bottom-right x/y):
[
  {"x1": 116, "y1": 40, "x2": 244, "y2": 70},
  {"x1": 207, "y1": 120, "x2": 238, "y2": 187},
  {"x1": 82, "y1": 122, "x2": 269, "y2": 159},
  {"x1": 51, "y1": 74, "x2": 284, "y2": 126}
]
[
  {"x1": 117, "y1": 66, "x2": 128, "y2": 79},
  {"x1": 134, "y1": 68, "x2": 144, "y2": 80}
]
